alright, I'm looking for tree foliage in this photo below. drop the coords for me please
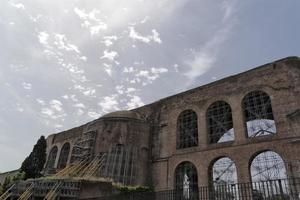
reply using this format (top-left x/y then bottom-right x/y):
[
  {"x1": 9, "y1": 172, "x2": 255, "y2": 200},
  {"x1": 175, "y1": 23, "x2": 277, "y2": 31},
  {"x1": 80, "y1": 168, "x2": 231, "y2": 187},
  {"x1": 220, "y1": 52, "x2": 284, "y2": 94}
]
[
  {"x1": 115, "y1": 185, "x2": 153, "y2": 194},
  {"x1": 21, "y1": 135, "x2": 47, "y2": 179},
  {"x1": 0, "y1": 172, "x2": 25, "y2": 195}
]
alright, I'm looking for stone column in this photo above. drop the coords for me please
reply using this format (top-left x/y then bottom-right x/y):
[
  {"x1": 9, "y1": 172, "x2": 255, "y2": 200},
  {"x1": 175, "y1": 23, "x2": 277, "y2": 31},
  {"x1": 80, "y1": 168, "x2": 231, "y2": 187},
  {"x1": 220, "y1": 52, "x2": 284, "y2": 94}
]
[{"x1": 230, "y1": 96, "x2": 248, "y2": 144}]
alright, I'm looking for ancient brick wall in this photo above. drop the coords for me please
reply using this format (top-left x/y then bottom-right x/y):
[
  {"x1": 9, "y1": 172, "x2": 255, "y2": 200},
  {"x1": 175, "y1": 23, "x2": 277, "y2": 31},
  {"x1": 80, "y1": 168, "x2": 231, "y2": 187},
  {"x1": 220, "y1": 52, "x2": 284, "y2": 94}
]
[{"x1": 44, "y1": 57, "x2": 300, "y2": 191}]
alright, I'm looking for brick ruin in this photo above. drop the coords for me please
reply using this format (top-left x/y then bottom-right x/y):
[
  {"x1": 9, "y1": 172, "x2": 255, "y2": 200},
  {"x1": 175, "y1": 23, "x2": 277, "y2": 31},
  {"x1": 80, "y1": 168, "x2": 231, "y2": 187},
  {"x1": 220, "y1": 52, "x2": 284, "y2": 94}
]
[{"x1": 3, "y1": 56, "x2": 300, "y2": 199}]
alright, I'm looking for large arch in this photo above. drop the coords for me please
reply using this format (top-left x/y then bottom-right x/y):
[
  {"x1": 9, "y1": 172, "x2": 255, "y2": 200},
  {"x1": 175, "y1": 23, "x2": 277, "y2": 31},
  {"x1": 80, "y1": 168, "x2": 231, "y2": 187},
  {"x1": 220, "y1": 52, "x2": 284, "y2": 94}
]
[
  {"x1": 209, "y1": 157, "x2": 238, "y2": 199},
  {"x1": 177, "y1": 110, "x2": 198, "y2": 149},
  {"x1": 242, "y1": 90, "x2": 276, "y2": 138},
  {"x1": 250, "y1": 150, "x2": 287, "y2": 182},
  {"x1": 46, "y1": 146, "x2": 58, "y2": 169},
  {"x1": 206, "y1": 101, "x2": 234, "y2": 144},
  {"x1": 210, "y1": 157, "x2": 237, "y2": 185},
  {"x1": 174, "y1": 161, "x2": 199, "y2": 199},
  {"x1": 250, "y1": 151, "x2": 290, "y2": 199},
  {"x1": 57, "y1": 142, "x2": 70, "y2": 169}
]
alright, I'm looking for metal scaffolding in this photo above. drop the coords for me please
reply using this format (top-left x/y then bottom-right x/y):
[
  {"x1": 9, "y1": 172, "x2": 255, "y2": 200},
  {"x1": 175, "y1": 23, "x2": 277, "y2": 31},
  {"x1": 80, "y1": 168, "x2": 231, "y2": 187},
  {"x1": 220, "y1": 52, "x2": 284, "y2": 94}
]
[
  {"x1": 0, "y1": 184, "x2": 15, "y2": 200},
  {"x1": 17, "y1": 183, "x2": 33, "y2": 200},
  {"x1": 177, "y1": 110, "x2": 198, "y2": 149},
  {"x1": 250, "y1": 151, "x2": 287, "y2": 182},
  {"x1": 100, "y1": 145, "x2": 137, "y2": 185},
  {"x1": 207, "y1": 101, "x2": 234, "y2": 144},
  {"x1": 211, "y1": 157, "x2": 237, "y2": 185},
  {"x1": 242, "y1": 90, "x2": 276, "y2": 137}
]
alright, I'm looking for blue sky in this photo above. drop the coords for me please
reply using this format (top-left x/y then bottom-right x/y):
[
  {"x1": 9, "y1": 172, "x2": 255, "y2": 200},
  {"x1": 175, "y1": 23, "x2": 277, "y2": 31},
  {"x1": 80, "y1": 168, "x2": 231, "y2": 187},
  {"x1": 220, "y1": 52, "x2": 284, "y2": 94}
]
[{"x1": 0, "y1": 0, "x2": 299, "y2": 172}]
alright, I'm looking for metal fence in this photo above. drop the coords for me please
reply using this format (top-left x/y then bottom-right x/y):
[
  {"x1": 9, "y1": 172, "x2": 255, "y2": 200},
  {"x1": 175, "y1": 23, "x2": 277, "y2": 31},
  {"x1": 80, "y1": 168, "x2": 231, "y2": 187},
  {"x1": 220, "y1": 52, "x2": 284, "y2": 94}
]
[{"x1": 97, "y1": 178, "x2": 300, "y2": 200}]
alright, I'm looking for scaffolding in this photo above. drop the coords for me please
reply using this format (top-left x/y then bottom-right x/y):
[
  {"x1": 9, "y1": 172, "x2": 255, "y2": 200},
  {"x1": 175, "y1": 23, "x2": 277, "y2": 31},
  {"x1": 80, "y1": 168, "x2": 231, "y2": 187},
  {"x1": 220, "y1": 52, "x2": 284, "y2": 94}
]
[
  {"x1": 242, "y1": 90, "x2": 276, "y2": 137},
  {"x1": 177, "y1": 110, "x2": 198, "y2": 149},
  {"x1": 0, "y1": 184, "x2": 15, "y2": 200},
  {"x1": 207, "y1": 101, "x2": 234, "y2": 144},
  {"x1": 100, "y1": 145, "x2": 137, "y2": 185},
  {"x1": 17, "y1": 183, "x2": 33, "y2": 200},
  {"x1": 43, "y1": 181, "x2": 62, "y2": 200}
]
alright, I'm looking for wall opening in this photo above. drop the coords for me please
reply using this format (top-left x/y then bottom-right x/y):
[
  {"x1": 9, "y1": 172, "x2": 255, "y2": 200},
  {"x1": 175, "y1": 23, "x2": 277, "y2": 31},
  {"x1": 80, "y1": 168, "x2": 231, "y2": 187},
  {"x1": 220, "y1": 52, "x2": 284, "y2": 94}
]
[
  {"x1": 46, "y1": 146, "x2": 58, "y2": 170},
  {"x1": 57, "y1": 143, "x2": 70, "y2": 169},
  {"x1": 209, "y1": 157, "x2": 238, "y2": 199},
  {"x1": 175, "y1": 161, "x2": 199, "y2": 199},
  {"x1": 242, "y1": 91, "x2": 276, "y2": 138},
  {"x1": 250, "y1": 151, "x2": 287, "y2": 182},
  {"x1": 177, "y1": 110, "x2": 198, "y2": 149},
  {"x1": 207, "y1": 101, "x2": 234, "y2": 144}
]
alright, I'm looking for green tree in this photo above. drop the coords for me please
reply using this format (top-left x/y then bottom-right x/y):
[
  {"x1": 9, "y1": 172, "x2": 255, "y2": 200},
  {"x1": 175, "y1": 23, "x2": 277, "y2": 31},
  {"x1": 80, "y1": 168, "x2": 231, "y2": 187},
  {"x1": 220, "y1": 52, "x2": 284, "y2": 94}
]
[
  {"x1": 2, "y1": 176, "x2": 12, "y2": 192},
  {"x1": 21, "y1": 136, "x2": 47, "y2": 179},
  {"x1": 0, "y1": 183, "x2": 3, "y2": 196},
  {"x1": 0, "y1": 172, "x2": 26, "y2": 195}
]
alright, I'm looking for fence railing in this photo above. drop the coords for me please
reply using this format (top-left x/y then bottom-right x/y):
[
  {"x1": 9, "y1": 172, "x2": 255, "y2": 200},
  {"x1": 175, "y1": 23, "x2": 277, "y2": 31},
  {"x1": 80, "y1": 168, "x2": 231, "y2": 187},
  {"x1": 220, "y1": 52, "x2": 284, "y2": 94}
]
[{"x1": 97, "y1": 178, "x2": 300, "y2": 200}]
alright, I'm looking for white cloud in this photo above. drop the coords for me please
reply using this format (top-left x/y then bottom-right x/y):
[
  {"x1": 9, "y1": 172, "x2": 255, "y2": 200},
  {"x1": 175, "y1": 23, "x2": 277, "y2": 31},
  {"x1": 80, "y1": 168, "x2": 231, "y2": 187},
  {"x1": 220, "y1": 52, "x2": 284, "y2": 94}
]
[
  {"x1": 90, "y1": 24, "x2": 108, "y2": 35},
  {"x1": 54, "y1": 34, "x2": 80, "y2": 53},
  {"x1": 36, "y1": 98, "x2": 46, "y2": 105},
  {"x1": 184, "y1": 0, "x2": 237, "y2": 80},
  {"x1": 99, "y1": 95, "x2": 120, "y2": 113},
  {"x1": 102, "y1": 35, "x2": 118, "y2": 47},
  {"x1": 151, "y1": 29, "x2": 162, "y2": 44},
  {"x1": 185, "y1": 52, "x2": 215, "y2": 79},
  {"x1": 38, "y1": 32, "x2": 49, "y2": 45},
  {"x1": 103, "y1": 63, "x2": 113, "y2": 76},
  {"x1": 41, "y1": 108, "x2": 54, "y2": 117},
  {"x1": 83, "y1": 88, "x2": 96, "y2": 97},
  {"x1": 100, "y1": 50, "x2": 118, "y2": 61},
  {"x1": 40, "y1": 100, "x2": 66, "y2": 121},
  {"x1": 50, "y1": 100, "x2": 63, "y2": 112},
  {"x1": 73, "y1": 103, "x2": 86, "y2": 109},
  {"x1": 76, "y1": 109, "x2": 84, "y2": 116},
  {"x1": 123, "y1": 67, "x2": 135, "y2": 73},
  {"x1": 135, "y1": 67, "x2": 168, "y2": 83},
  {"x1": 10, "y1": 3, "x2": 25, "y2": 10},
  {"x1": 88, "y1": 111, "x2": 101, "y2": 119},
  {"x1": 74, "y1": 7, "x2": 107, "y2": 35},
  {"x1": 22, "y1": 82, "x2": 32, "y2": 90},
  {"x1": 151, "y1": 67, "x2": 168, "y2": 74},
  {"x1": 129, "y1": 27, "x2": 162, "y2": 44},
  {"x1": 127, "y1": 95, "x2": 144, "y2": 109}
]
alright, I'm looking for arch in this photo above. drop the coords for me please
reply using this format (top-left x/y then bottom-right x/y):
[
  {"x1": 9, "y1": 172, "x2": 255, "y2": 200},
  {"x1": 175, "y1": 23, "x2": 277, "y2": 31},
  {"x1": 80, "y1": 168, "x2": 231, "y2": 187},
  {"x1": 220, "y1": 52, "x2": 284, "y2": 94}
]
[
  {"x1": 250, "y1": 150, "x2": 287, "y2": 182},
  {"x1": 174, "y1": 161, "x2": 199, "y2": 199},
  {"x1": 242, "y1": 90, "x2": 276, "y2": 137},
  {"x1": 206, "y1": 101, "x2": 234, "y2": 144},
  {"x1": 209, "y1": 157, "x2": 238, "y2": 199},
  {"x1": 46, "y1": 146, "x2": 58, "y2": 169},
  {"x1": 57, "y1": 142, "x2": 70, "y2": 169},
  {"x1": 177, "y1": 110, "x2": 198, "y2": 149},
  {"x1": 210, "y1": 156, "x2": 238, "y2": 184}
]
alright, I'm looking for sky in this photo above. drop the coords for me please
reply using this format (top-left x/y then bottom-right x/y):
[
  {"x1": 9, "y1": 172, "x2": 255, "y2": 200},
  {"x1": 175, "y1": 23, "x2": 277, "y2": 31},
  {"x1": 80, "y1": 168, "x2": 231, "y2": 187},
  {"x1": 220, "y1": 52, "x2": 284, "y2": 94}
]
[{"x1": 0, "y1": 0, "x2": 299, "y2": 172}]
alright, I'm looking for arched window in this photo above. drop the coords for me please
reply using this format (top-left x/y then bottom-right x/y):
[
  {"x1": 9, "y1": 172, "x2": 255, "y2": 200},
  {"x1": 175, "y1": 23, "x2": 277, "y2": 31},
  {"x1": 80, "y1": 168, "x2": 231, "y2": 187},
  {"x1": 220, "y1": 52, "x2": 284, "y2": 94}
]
[
  {"x1": 242, "y1": 91, "x2": 276, "y2": 137},
  {"x1": 175, "y1": 161, "x2": 198, "y2": 199},
  {"x1": 250, "y1": 151, "x2": 287, "y2": 182},
  {"x1": 207, "y1": 101, "x2": 234, "y2": 144},
  {"x1": 57, "y1": 143, "x2": 70, "y2": 169},
  {"x1": 46, "y1": 146, "x2": 58, "y2": 169},
  {"x1": 209, "y1": 157, "x2": 238, "y2": 199},
  {"x1": 211, "y1": 157, "x2": 237, "y2": 185},
  {"x1": 250, "y1": 151, "x2": 292, "y2": 200},
  {"x1": 177, "y1": 110, "x2": 198, "y2": 149},
  {"x1": 100, "y1": 145, "x2": 137, "y2": 185}
]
